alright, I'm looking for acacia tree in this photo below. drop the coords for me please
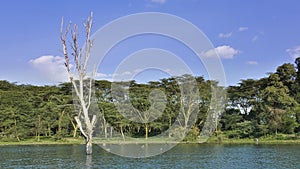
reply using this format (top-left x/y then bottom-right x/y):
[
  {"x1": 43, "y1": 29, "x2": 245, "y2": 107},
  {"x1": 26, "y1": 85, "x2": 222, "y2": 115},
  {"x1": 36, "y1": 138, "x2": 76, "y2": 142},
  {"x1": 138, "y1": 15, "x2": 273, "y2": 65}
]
[
  {"x1": 60, "y1": 13, "x2": 97, "y2": 155},
  {"x1": 130, "y1": 83, "x2": 167, "y2": 140},
  {"x1": 172, "y1": 75, "x2": 200, "y2": 139}
]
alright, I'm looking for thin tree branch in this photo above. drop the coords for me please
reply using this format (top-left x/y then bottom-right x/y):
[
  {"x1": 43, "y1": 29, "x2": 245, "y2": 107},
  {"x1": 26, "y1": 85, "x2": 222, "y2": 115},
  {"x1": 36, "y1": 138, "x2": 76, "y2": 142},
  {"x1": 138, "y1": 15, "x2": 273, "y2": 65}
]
[
  {"x1": 75, "y1": 116, "x2": 88, "y2": 138},
  {"x1": 60, "y1": 17, "x2": 72, "y2": 73}
]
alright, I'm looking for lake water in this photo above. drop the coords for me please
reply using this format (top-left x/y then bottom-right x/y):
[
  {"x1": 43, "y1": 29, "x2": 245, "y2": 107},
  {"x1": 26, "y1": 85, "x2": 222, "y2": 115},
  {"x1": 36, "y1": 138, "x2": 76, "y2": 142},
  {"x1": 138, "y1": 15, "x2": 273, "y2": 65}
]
[{"x1": 1, "y1": 144, "x2": 300, "y2": 168}]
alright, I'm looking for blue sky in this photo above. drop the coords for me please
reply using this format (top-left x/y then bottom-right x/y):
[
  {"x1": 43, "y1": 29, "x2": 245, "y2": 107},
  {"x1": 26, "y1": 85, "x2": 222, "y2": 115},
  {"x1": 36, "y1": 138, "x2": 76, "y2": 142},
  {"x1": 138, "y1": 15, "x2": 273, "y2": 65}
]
[{"x1": 0, "y1": 0, "x2": 300, "y2": 86}]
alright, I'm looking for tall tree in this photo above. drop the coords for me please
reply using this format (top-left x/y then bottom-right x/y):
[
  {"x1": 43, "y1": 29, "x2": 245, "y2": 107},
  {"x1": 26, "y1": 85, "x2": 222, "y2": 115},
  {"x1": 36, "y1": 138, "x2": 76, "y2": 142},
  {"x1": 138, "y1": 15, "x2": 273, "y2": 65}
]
[
  {"x1": 173, "y1": 75, "x2": 200, "y2": 139},
  {"x1": 293, "y1": 57, "x2": 300, "y2": 103},
  {"x1": 60, "y1": 13, "x2": 97, "y2": 155},
  {"x1": 261, "y1": 73, "x2": 297, "y2": 134},
  {"x1": 295, "y1": 57, "x2": 300, "y2": 84},
  {"x1": 227, "y1": 79, "x2": 261, "y2": 115},
  {"x1": 276, "y1": 63, "x2": 296, "y2": 92}
]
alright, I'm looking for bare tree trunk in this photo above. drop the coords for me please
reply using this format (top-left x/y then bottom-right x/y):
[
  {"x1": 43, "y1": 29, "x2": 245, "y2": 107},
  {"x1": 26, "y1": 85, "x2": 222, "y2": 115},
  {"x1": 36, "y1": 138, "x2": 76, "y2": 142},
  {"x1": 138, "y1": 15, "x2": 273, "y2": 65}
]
[
  {"x1": 75, "y1": 115, "x2": 96, "y2": 155},
  {"x1": 61, "y1": 13, "x2": 97, "y2": 155},
  {"x1": 86, "y1": 133, "x2": 93, "y2": 155}
]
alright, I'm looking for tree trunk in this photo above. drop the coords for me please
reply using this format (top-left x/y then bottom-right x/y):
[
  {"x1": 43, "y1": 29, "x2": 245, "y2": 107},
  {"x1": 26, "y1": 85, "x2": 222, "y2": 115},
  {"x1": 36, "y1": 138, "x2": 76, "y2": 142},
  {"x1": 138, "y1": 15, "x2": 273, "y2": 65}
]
[
  {"x1": 73, "y1": 125, "x2": 78, "y2": 138},
  {"x1": 61, "y1": 13, "x2": 96, "y2": 156},
  {"x1": 169, "y1": 116, "x2": 172, "y2": 138},
  {"x1": 14, "y1": 118, "x2": 20, "y2": 142},
  {"x1": 70, "y1": 118, "x2": 78, "y2": 138},
  {"x1": 75, "y1": 116, "x2": 96, "y2": 155},
  {"x1": 47, "y1": 123, "x2": 51, "y2": 136},
  {"x1": 58, "y1": 110, "x2": 65, "y2": 135},
  {"x1": 36, "y1": 115, "x2": 41, "y2": 142},
  {"x1": 37, "y1": 133, "x2": 40, "y2": 142},
  {"x1": 101, "y1": 109, "x2": 108, "y2": 139},
  {"x1": 86, "y1": 136, "x2": 93, "y2": 155},
  {"x1": 120, "y1": 125, "x2": 125, "y2": 141},
  {"x1": 104, "y1": 122, "x2": 108, "y2": 139},
  {"x1": 110, "y1": 126, "x2": 113, "y2": 139},
  {"x1": 145, "y1": 123, "x2": 149, "y2": 140}
]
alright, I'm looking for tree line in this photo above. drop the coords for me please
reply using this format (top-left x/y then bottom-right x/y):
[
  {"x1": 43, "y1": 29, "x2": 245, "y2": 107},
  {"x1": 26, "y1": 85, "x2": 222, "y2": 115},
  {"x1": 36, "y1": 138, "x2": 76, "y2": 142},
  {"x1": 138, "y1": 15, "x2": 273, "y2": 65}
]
[{"x1": 0, "y1": 57, "x2": 300, "y2": 142}]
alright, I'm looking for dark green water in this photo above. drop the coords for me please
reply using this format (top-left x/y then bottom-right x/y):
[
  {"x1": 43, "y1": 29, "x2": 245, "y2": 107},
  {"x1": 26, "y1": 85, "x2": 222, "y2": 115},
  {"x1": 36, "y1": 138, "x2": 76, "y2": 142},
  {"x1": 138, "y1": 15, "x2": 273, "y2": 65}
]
[{"x1": 1, "y1": 144, "x2": 300, "y2": 168}]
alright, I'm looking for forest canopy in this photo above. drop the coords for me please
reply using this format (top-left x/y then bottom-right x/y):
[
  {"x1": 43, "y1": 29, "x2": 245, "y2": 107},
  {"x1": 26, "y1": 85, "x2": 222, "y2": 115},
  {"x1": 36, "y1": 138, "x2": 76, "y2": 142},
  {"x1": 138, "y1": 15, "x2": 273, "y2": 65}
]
[{"x1": 1, "y1": 57, "x2": 300, "y2": 142}]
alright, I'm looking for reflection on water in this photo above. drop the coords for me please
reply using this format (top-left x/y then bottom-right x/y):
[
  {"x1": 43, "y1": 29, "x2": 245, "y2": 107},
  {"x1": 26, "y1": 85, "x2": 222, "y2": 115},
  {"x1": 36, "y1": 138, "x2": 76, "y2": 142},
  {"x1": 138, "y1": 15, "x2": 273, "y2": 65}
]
[
  {"x1": 86, "y1": 155, "x2": 92, "y2": 169},
  {"x1": 1, "y1": 144, "x2": 300, "y2": 168},
  {"x1": 100, "y1": 143, "x2": 178, "y2": 158}
]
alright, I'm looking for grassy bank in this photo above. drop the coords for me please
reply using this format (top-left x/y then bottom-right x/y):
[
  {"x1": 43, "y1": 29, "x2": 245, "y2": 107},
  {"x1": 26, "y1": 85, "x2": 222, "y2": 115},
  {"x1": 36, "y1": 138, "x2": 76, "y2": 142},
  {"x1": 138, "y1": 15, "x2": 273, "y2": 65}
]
[
  {"x1": 206, "y1": 134, "x2": 300, "y2": 144},
  {"x1": 0, "y1": 137, "x2": 85, "y2": 146},
  {"x1": 2, "y1": 134, "x2": 300, "y2": 146}
]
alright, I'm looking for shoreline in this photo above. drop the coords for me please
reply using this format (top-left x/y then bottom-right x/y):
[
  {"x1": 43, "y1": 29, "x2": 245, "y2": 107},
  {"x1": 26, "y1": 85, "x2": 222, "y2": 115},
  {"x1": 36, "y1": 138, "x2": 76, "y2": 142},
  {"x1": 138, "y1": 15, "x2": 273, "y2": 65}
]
[
  {"x1": 1, "y1": 138, "x2": 300, "y2": 146},
  {"x1": 0, "y1": 138, "x2": 85, "y2": 146}
]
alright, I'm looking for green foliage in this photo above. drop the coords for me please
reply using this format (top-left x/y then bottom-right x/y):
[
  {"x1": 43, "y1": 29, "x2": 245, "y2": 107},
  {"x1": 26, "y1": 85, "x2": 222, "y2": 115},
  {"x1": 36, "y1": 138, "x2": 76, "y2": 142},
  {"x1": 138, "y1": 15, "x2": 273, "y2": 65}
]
[
  {"x1": 183, "y1": 126, "x2": 200, "y2": 142},
  {"x1": 220, "y1": 108, "x2": 242, "y2": 130},
  {"x1": 1, "y1": 57, "x2": 300, "y2": 142},
  {"x1": 0, "y1": 83, "x2": 75, "y2": 141},
  {"x1": 222, "y1": 57, "x2": 300, "y2": 140}
]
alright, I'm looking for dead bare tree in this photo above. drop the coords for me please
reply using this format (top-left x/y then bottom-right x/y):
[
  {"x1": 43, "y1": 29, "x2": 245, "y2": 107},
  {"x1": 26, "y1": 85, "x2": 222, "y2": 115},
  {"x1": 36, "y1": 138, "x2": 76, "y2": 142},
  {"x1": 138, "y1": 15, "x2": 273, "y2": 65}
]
[{"x1": 60, "y1": 13, "x2": 96, "y2": 155}]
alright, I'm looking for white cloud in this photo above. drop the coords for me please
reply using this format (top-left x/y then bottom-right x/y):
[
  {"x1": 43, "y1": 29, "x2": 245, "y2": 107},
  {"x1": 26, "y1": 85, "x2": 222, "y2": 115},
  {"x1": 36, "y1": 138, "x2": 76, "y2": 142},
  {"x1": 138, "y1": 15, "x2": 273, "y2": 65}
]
[
  {"x1": 95, "y1": 72, "x2": 115, "y2": 81},
  {"x1": 251, "y1": 32, "x2": 264, "y2": 42},
  {"x1": 238, "y1": 27, "x2": 248, "y2": 32},
  {"x1": 122, "y1": 71, "x2": 132, "y2": 76},
  {"x1": 95, "y1": 72, "x2": 110, "y2": 78},
  {"x1": 150, "y1": 0, "x2": 166, "y2": 4},
  {"x1": 247, "y1": 61, "x2": 258, "y2": 65},
  {"x1": 252, "y1": 35, "x2": 258, "y2": 42},
  {"x1": 133, "y1": 68, "x2": 143, "y2": 73},
  {"x1": 286, "y1": 46, "x2": 300, "y2": 59},
  {"x1": 218, "y1": 32, "x2": 232, "y2": 38},
  {"x1": 29, "y1": 55, "x2": 69, "y2": 83},
  {"x1": 165, "y1": 68, "x2": 171, "y2": 73},
  {"x1": 201, "y1": 45, "x2": 239, "y2": 59}
]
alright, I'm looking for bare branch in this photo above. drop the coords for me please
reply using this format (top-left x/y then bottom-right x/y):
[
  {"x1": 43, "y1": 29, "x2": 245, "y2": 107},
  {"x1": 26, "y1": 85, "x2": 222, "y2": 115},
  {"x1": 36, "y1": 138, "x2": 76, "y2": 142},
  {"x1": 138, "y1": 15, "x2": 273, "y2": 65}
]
[
  {"x1": 83, "y1": 12, "x2": 93, "y2": 72},
  {"x1": 60, "y1": 17, "x2": 72, "y2": 73},
  {"x1": 91, "y1": 115, "x2": 97, "y2": 127},
  {"x1": 71, "y1": 24, "x2": 81, "y2": 73},
  {"x1": 87, "y1": 66, "x2": 96, "y2": 111},
  {"x1": 75, "y1": 116, "x2": 88, "y2": 138},
  {"x1": 60, "y1": 13, "x2": 96, "y2": 155}
]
